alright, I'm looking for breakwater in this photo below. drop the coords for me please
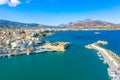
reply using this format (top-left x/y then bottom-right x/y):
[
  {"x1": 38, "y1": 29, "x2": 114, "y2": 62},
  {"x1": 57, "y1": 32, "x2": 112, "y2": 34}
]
[{"x1": 85, "y1": 41, "x2": 120, "y2": 80}]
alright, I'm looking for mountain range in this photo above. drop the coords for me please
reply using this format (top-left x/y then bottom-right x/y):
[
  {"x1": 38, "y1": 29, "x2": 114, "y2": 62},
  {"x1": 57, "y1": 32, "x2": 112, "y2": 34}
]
[
  {"x1": 0, "y1": 19, "x2": 120, "y2": 29},
  {"x1": 67, "y1": 19, "x2": 120, "y2": 29}
]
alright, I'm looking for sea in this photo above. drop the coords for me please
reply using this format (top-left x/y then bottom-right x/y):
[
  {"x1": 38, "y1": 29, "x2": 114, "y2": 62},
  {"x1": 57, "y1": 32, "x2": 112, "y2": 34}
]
[{"x1": 0, "y1": 30, "x2": 120, "y2": 80}]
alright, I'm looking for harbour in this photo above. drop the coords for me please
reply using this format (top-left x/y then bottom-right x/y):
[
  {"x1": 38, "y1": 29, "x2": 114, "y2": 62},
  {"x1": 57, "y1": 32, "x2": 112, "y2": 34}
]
[
  {"x1": 0, "y1": 31, "x2": 120, "y2": 80},
  {"x1": 0, "y1": 0, "x2": 120, "y2": 79}
]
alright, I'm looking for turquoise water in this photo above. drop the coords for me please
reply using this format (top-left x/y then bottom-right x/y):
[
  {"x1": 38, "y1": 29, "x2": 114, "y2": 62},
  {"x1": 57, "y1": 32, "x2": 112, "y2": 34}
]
[{"x1": 0, "y1": 30, "x2": 120, "y2": 80}]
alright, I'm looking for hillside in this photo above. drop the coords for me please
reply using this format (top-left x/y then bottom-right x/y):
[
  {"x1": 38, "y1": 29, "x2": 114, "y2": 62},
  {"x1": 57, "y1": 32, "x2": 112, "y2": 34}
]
[
  {"x1": 0, "y1": 19, "x2": 120, "y2": 29},
  {"x1": 67, "y1": 19, "x2": 120, "y2": 29},
  {"x1": 0, "y1": 20, "x2": 40, "y2": 28}
]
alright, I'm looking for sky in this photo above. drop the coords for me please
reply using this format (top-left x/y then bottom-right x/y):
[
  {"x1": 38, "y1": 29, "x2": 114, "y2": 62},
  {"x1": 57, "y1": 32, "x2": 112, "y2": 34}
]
[{"x1": 0, "y1": 0, "x2": 120, "y2": 25}]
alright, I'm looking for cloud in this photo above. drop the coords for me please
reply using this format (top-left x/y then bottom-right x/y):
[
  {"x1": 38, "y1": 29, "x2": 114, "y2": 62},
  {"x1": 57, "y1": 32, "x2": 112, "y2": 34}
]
[
  {"x1": 8, "y1": 0, "x2": 21, "y2": 7},
  {"x1": 0, "y1": 0, "x2": 20, "y2": 7},
  {"x1": 0, "y1": 0, "x2": 8, "y2": 5}
]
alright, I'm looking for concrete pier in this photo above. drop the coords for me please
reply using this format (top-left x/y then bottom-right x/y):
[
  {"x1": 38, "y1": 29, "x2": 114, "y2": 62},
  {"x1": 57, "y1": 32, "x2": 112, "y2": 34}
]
[{"x1": 85, "y1": 41, "x2": 120, "y2": 80}]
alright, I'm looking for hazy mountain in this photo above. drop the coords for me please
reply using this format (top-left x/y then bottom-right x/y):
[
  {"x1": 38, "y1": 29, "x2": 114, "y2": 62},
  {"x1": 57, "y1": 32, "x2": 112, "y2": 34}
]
[
  {"x1": 0, "y1": 19, "x2": 58, "y2": 28},
  {"x1": 67, "y1": 19, "x2": 120, "y2": 29},
  {"x1": 0, "y1": 19, "x2": 120, "y2": 29},
  {"x1": 57, "y1": 24, "x2": 67, "y2": 28},
  {"x1": 0, "y1": 20, "x2": 43, "y2": 28}
]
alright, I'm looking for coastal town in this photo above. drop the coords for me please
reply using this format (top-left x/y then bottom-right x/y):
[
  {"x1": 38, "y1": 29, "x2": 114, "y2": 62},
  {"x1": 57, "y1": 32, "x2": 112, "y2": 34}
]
[
  {"x1": 0, "y1": 28, "x2": 70, "y2": 58},
  {"x1": 0, "y1": 0, "x2": 120, "y2": 80},
  {"x1": 85, "y1": 41, "x2": 120, "y2": 80}
]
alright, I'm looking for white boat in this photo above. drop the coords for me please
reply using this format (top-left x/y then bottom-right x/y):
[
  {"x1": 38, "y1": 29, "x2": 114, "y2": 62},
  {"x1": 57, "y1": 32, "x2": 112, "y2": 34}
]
[
  {"x1": 97, "y1": 52, "x2": 100, "y2": 55},
  {"x1": 98, "y1": 54, "x2": 102, "y2": 57},
  {"x1": 27, "y1": 52, "x2": 29, "y2": 55},
  {"x1": 94, "y1": 32, "x2": 101, "y2": 34},
  {"x1": 34, "y1": 49, "x2": 47, "y2": 53},
  {"x1": 100, "y1": 58, "x2": 103, "y2": 60},
  {"x1": 34, "y1": 48, "x2": 52, "y2": 53},
  {"x1": 103, "y1": 61, "x2": 106, "y2": 64}
]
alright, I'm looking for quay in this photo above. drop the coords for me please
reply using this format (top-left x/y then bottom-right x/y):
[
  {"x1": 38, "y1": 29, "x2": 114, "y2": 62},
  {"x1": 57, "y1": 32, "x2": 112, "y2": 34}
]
[
  {"x1": 85, "y1": 40, "x2": 120, "y2": 80},
  {"x1": 0, "y1": 42, "x2": 70, "y2": 58},
  {"x1": 40, "y1": 42, "x2": 70, "y2": 52}
]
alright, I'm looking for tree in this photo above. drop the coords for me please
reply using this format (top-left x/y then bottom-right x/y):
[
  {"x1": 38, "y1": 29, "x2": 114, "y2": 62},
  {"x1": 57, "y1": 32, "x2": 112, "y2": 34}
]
[
  {"x1": 34, "y1": 33, "x2": 39, "y2": 38},
  {"x1": 38, "y1": 42, "x2": 43, "y2": 46},
  {"x1": 8, "y1": 43, "x2": 12, "y2": 48}
]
